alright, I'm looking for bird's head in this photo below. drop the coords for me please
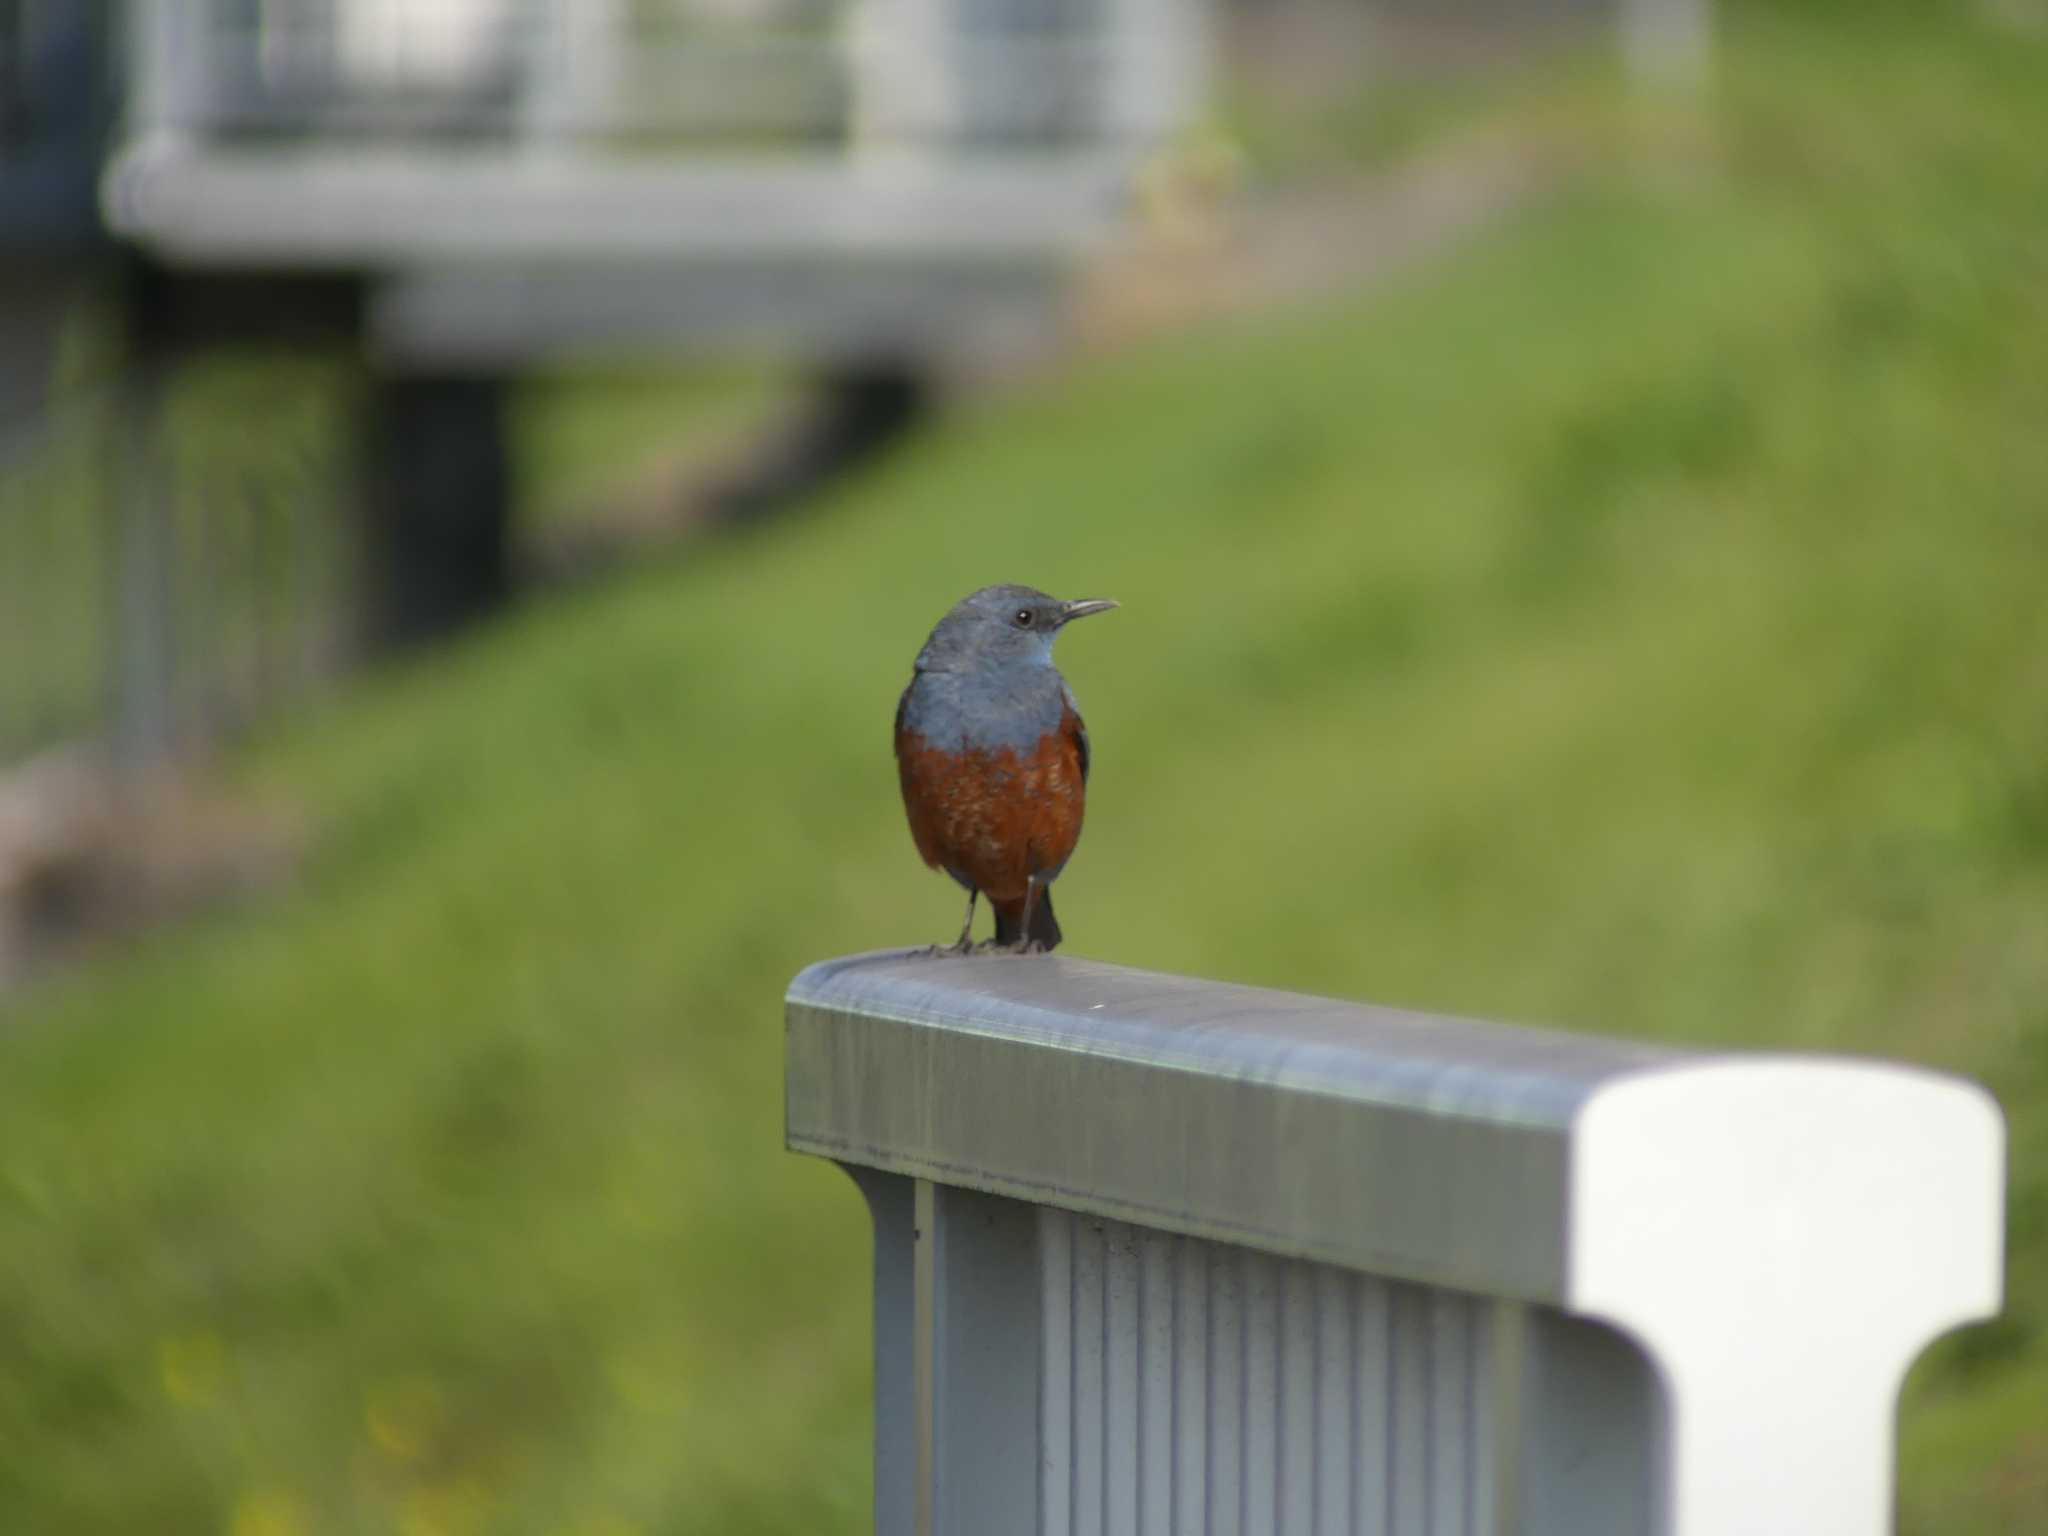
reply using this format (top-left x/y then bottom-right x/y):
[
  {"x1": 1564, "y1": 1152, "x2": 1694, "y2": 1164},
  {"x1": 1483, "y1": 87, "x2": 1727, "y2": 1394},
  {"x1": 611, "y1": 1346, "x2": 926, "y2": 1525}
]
[{"x1": 915, "y1": 584, "x2": 1119, "y2": 673}]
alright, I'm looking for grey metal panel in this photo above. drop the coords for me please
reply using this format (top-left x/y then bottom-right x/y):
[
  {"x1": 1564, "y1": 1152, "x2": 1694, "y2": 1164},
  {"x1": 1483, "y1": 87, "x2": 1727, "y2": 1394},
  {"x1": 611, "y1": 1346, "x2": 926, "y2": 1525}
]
[
  {"x1": 1106, "y1": 1226, "x2": 1142, "y2": 1535},
  {"x1": 1469, "y1": 1305, "x2": 1499, "y2": 1536},
  {"x1": 787, "y1": 951, "x2": 1684, "y2": 1305},
  {"x1": 915, "y1": 1180, "x2": 936, "y2": 1536},
  {"x1": 1244, "y1": 1253, "x2": 1280, "y2": 1530},
  {"x1": 849, "y1": 1168, "x2": 918, "y2": 1536},
  {"x1": 1035, "y1": 1214, "x2": 1504, "y2": 1536},
  {"x1": 1041, "y1": 1208, "x2": 1073, "y2": 1536},
  {"x1": 928, "y1": 1183, "x2": 1042, "y2": 1536},
  {"x1": 1139, "y1": 1228, "x2": 1175, "y2": 1536},
  {"x1": 1072, "y1": 1213, "x2": 1107, "y2": 1536},
  {"x1": 1427, "y1": 1291, "x2": 1473, "y2": 1536},
  {"x1": 1355, "y1": 1280, "x2": 1391, "y2": 1536},
  {"x1": 1211, "y1": 1244, "x2": 1244, "y2": 1535},
  {"x1": 1389, "y1": 1286, "x2": 1430, "y2": 1533},
  {"x1": 1279, "y1": 1262, "x2": 1317, "y2": 1534},
  {"x1": 1172, "y1": 1237, "x2": 1208, "y2": 1536},
  {"x1": 1514, "y1": 1309, "x2": 1664, "y2": 1536},
  {"x1": 864, "y1": 1174, "x2": 1047, "y2": 1536},
  {"x1": 1312, "y1": 1265, "x2": 1354, "y2": 1536}
]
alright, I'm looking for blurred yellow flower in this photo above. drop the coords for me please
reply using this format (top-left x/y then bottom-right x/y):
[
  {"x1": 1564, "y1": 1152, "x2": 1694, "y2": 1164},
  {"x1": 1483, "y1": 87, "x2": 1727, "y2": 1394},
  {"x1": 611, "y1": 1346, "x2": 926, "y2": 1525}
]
[
  {"x1": 399, "y1": 1476, "x2": 491, "y2": 1536},
  {"x1": 560, "y1": 1519, "x2": 641, "y2": 1536},
  {"x1": 159, "y1": 1332, "x2": 227, "y2": 1405},
  {"x1": 603, "y1": 1352, "x2": 672, "y2": 1415},
  {"x1": 366, "y1": 1377, "x2": 445, "y2": 1462},
  {"x1": 229, "y1": 1490, "x2": 307, "y2": 1536}
]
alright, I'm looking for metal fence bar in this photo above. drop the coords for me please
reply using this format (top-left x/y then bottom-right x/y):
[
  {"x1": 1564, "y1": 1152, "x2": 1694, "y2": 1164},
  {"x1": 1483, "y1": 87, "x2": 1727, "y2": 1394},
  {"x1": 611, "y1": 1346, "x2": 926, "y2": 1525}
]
[
  {"x1": 786, "y1": 949, "x2": 2005, "y2": 1536},
  {"x1": 114, "y1": 364, "x2": 179, "y2": 762},
  {"x1": 0, "y1": 358, "x2": 358, "y2": 776}
]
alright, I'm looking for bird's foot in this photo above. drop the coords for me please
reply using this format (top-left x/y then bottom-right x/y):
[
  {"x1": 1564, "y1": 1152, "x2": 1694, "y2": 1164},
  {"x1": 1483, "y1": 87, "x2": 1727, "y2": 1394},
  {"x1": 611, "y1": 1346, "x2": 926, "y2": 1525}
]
[
  {"x1": 979, "y1": 938, "x2": 1048, "y2": 956},
  {"x1": 922, "y1": 939, "x2": 977, "y2": 958}
]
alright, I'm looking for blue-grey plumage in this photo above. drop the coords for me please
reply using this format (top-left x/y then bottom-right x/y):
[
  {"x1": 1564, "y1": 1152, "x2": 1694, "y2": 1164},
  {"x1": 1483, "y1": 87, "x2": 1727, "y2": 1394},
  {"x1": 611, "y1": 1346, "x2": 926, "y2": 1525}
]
[
  {"x1": 894, "y1": 584, "x2": 1118, "y2": 953},
  {"x1": 903, "y1": 584, "x2": 1109, "y2": 749}
]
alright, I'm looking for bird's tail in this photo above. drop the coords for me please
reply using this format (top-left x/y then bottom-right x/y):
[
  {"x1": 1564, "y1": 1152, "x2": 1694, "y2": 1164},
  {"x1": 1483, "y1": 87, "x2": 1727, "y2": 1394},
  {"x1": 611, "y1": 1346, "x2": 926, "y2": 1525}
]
[{"x1": 994, "y1": 886, "x2": 1063, "y2": 951}]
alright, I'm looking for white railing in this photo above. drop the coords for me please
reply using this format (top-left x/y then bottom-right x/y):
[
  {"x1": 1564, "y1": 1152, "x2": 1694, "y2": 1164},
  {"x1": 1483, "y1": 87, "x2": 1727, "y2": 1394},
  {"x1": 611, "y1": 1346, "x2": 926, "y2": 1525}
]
[
  {"x1": 122, "y1": 0, "x2": 1194, "y2": 149},
  {"x1": 785, "y1": 949, "x2": 2004, "y2": 1536},
  {"x1": 102, "y1": 0, "x2": 1206, "y2": 359}
]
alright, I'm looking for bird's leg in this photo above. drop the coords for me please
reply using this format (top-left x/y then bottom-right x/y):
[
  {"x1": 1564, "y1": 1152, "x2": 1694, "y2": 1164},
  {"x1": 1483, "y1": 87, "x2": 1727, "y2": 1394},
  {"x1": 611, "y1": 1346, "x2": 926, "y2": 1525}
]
[
  {"x1": 948, "y1": 889, "x2": 978, "y2": 955},
  {"x1": 1008, "y1": 878, "x2": 1046, "y2": 955},
  {"x1": 922, "y1": 890, "x2": 978, "y2": 958}
]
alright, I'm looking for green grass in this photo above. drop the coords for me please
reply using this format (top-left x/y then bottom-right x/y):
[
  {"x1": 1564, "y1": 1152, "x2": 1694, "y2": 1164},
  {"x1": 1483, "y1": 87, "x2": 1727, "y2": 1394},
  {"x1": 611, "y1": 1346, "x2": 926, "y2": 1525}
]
[
  {"x1": 5, "y1": 5, "x2": 2048, "y2": 1531},
  {"x1": 513, "y1": 362, "x2": 790, "y2": 533}
]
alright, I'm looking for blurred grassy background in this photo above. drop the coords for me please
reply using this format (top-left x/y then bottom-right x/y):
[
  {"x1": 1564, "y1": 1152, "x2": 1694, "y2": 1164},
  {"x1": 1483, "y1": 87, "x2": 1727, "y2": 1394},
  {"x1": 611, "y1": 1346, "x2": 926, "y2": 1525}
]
[{"x1": 4, "y1": 2, "x2": 2047, "y2": 1531}]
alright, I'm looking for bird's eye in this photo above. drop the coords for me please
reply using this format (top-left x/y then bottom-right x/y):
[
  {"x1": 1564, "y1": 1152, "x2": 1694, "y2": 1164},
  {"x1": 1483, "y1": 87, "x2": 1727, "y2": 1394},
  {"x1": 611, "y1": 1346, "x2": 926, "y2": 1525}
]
[{"x1": 1014, "y1": 608, "x2": 1035, "y2": 628}]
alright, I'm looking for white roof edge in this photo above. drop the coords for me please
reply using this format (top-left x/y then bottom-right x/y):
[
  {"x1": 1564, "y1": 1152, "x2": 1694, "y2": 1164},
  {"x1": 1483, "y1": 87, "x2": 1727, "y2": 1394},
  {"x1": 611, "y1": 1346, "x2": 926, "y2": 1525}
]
[{"x1": 101, "y1": 136, "x2": 1137, "y2": 266}]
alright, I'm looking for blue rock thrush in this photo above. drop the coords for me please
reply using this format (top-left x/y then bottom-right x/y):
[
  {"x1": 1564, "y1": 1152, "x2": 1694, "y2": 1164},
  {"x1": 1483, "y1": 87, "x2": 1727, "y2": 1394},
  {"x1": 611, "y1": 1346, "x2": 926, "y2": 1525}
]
[{"x1": 894, "y1": 584, "x2": 1118, "y2": 954}]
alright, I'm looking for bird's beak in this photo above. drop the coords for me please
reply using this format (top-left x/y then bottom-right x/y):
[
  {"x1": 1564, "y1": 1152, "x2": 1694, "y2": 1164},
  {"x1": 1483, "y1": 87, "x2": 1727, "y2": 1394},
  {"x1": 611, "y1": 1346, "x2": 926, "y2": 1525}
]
[{"x1": 1058, "y1": 598, "x2": 1120, "y2": 625}]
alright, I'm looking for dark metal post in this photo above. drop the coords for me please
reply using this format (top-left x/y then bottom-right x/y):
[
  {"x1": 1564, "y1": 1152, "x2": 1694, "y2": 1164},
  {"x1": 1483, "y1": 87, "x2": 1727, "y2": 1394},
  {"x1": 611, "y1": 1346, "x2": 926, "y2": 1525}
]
[{"x1": 362, "y1": 372, "x2": 515, "y2": 652}]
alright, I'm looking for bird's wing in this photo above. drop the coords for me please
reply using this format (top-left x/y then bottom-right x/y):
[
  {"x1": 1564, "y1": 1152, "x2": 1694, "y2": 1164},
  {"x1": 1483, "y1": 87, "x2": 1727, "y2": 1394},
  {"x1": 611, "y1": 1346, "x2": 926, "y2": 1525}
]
[{"x1": 1061, "y1": 681, "x2": 1090, "y2": 783}]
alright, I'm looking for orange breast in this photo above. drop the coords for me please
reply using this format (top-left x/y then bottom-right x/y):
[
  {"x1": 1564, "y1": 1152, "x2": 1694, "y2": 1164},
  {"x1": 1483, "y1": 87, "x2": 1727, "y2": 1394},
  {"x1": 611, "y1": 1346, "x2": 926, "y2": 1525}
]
[{"x1": 896, "y1": 710, "x2": 1087, "y2": 902}]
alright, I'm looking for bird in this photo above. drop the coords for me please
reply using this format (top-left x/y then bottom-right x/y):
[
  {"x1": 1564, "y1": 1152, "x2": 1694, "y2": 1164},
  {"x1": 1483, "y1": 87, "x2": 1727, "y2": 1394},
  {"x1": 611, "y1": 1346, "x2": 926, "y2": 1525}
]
[{"x1": 894, "y1": 584, "x2": 1118, "y2": 954}]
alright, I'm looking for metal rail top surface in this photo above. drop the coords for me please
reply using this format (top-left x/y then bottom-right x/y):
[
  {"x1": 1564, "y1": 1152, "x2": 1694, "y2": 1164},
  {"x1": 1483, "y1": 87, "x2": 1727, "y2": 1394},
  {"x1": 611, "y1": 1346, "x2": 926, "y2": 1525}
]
[{"x1": 786, "y1": 949, "x2": 2004, "y2": 1318}]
